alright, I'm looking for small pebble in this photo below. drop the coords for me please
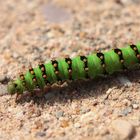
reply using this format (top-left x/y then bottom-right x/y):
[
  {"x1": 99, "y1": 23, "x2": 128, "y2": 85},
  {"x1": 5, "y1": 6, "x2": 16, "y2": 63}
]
[
  {"x1": 100, "y1": 128, "x2": 109, "y2": 136},
  {"x1": 16, "y1": 110, "x2": 24, "y2": 118},
  {"x1": 119, "y1": 107, "x2": 132, "y2": 116},
  {"x1": 74, "y1": 123, "x2": 81, "y2": 128},
  {"x1": 121, "y1": 0, "x2": 140, "y2": 4},
  {"x1": 0, "y1": 84, "x2": 7, "y2": 95},
  {"x1": 117, "y1": 76, "x2": 132, "y2": 86},
  {"x1": 60, "y1": 120, "x2": 69, "y2": 128},
  {"x1": 35, "y1": 132, "x2": 46, "y2": 137},
  {"x1": 0, "y1": 75, "x2": 7, "y2": 83},
  {"x1": 56, "y1": 111, "x2": 64, "y2": 119},
  {"x1": 112, "y1": 119, "x2": 135, "y2": 139},
  {"x1": 80, "y1": 112, "x2": 97, "y2": 124},
  {"x1": 106, "y1": 87, "x2": 114, "y2": 94},
  {"x1": 12, "y1": 52, "x2": 19, "y2": 59},
  {"x1": 92, "y1": 100, "x2": 98, "y2": 106},
  {"x1": 122, "y1": 99, "x2": 131, "y2": 106},
  {"x1": 132, "y1": 104, "x2": 139, "y2": 109},
  {"x1": 80, "y1": 108, "x2": 91, "y2": 114}
]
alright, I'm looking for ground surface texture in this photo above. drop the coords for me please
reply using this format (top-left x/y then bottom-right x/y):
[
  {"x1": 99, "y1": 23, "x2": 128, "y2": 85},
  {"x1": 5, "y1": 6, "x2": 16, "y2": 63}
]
[{"x1": 0, "y1": 0, "x2": 140, "y2": 140}]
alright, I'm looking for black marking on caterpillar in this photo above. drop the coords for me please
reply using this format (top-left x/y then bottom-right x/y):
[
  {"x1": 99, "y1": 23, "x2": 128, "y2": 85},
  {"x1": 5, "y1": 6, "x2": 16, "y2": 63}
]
[
  {"x1": 65, "y1": 57, "x2": 73, "y2": 80},
  {"x1": 51, "y1": 60, "x2": 62, "y2": 82},
  {"x1": 38, "y1": 63, "x2": 50, "y2": 85},
  {"x1": 130, "y1": 44, "x2": 140, "y2": 61},
  {"x1": 96, "y1": 52, "x2": 108, "y2": 74},
  {"x1": 80, "y1": 56, "x2": 89, "y2": 78},
  {"x1": 29, "y1": 66, "x2": 39, "y2": 88},
  {"x1": 114, "y1": 48, "x2": 127, "y2": 70},
  {"x1": 19, "y1": 73, "x2": 26, "y2": 86}
]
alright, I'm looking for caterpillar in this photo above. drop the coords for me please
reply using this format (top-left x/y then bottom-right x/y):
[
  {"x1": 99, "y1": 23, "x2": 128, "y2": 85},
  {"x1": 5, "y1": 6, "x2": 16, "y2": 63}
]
[{"x1": 8, "y1": 43, "x2": 140, "y2": 96}]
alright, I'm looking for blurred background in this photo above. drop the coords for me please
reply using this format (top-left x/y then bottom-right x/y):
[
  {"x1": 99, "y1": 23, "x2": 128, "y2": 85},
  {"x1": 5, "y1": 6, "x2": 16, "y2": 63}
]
[{"x1": 1, "y1": 0, "x2": 140, "y2": 74}]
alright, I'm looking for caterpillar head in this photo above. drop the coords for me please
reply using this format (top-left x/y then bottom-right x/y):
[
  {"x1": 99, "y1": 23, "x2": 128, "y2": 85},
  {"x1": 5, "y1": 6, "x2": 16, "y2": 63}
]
[
  {"x1": 7, "y1": 80, "x2": 23, "y2": 95},
  {"x1": 7, "y1": 81, "x2": 18, "y2": 95}
]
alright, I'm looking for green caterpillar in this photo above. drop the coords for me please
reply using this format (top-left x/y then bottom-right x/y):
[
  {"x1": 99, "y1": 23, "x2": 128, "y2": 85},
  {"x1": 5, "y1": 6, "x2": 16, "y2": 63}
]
[{"x1": 8, "y1": 43, "x2": 140, "y2": 96}]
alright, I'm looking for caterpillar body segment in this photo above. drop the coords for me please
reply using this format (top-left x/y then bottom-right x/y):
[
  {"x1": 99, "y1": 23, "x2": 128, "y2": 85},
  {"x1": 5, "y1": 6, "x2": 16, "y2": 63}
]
[
  {"x1": 7, "y1": 43, "x2": 140, "y2": 95},
  {"x1": 104, "y1": 50, "x2": 120, "y2": 74}
]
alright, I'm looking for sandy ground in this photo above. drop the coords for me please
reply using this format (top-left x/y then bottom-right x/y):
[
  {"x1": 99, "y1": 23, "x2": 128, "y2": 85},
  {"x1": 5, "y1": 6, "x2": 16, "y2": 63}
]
[{"x1": 0, "y1": 0, "x2": 140, "y2": 140}]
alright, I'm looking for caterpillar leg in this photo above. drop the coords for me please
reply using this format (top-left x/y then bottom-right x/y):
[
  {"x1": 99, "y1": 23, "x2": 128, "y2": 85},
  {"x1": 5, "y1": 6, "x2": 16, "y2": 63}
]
[
  {"x1": 33, "y1": 88, "x2": 44, "y2": 97},
  {"x1": 15, "y1": 93, "x2": 20, "y2": 101},
  {"x1": 32, "y1": 85, "x2": 52, "y2": 97},
  {"x1": 14, "y1": 91, "x2": 30, "y2": 101}
]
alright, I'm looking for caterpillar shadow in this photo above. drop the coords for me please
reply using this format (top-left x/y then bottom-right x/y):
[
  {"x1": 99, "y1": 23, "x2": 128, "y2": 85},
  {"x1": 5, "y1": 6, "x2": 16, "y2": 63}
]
[{"x1": 16, "y1": 69, "x2": 140, "y2": 106}]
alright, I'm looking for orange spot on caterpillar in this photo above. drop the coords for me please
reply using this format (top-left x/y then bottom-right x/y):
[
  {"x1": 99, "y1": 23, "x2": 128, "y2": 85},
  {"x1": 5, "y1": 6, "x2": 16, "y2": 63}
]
[
  {"x1": 53, "y1": 63, "x2": 58, "y2": 67},
  {"x1": 41, "y1": 67, "x2": 45, "y2": 71},
  {"x1": 22, "y1": 82, "x2": 26, "y2": 86},
  {"x1": 85, "y1": 68, "x2": 89, "y2": 71},
  {"x1": 30, "y1": 71, "x2": 34, "y2": 74},
  {"x1": 43, "y1": 75, "x2": 47, "y2": 78},
  {"x1": 120, "y1": 59, "x2": 124, "y2": 63},
  {"x1": 55, "y1": 71, "x2": 59, "y2": 74},
  {"x1": 33, "y1": 78, "x2": 37, "y2": 82},
  {"x1": 102, "y1": 64, "x2": 105, "y2": 68},
  {"x1": 118, "y1": 51, "x2": 122, "y2": 55},
  {"x1": 137, "y1": 54, "x2": 140, "y2": 59},
  {"x1": 67, "y1": 61, "x2": 71, "y2": 64},
  {"x1": 68, "y1": 69, "x2": 72, "y2": 73},
  {"x1": 83, "y1": 59, "x2": 87, "y2": 62},
  {"x1": 20, "y1": 76, "x2": 24, "y2": 80}
]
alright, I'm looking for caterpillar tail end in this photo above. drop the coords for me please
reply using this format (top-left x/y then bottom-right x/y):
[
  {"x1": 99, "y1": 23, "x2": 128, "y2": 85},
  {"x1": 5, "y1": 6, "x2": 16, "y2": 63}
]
[{"x1": 7, "y1": 81, "x2": 17, "y2": 95}]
